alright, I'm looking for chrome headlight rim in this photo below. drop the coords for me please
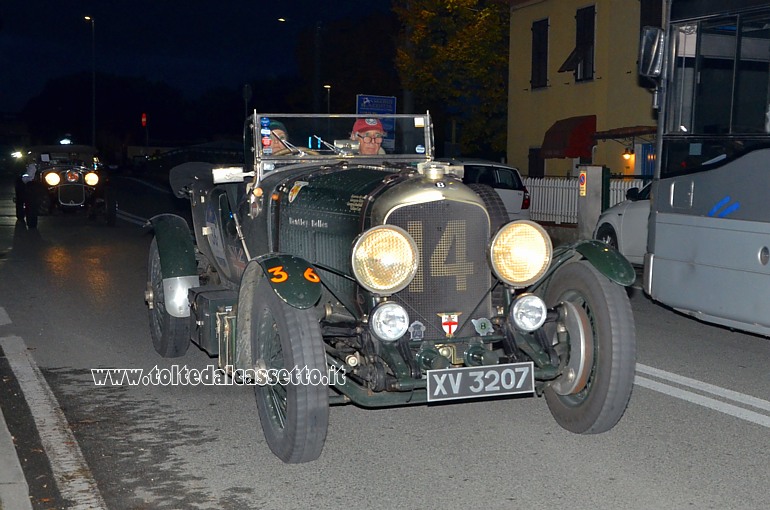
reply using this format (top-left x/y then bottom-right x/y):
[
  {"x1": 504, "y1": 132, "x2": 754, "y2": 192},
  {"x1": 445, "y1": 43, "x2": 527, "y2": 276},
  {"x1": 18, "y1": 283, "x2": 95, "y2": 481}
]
[
  {"x1": 489, "y1": 220, "x2": 553, "y2": 288},
  {"x1": 351, "y1": 224, "x2": 419, "y2": 296},
  {"x1": 369, "y1": 301, "x2": 410, "y2": 342}
]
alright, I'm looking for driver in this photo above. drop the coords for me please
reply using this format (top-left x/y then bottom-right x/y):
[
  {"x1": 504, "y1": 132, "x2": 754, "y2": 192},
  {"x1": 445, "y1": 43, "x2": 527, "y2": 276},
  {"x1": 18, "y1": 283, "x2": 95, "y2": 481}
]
[{"x1": 350, "y1": 118, "x2": 385, "y2": 155}]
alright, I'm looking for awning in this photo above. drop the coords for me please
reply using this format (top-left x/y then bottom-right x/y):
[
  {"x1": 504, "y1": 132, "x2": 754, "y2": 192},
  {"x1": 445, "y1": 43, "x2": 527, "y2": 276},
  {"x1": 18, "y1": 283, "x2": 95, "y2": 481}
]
[
  {"x1": 594, "y1": 125, "x2": 656, "y2": 140},
  {"x1": 540, "y1": 115, "x2": 596, "y2": 159}
]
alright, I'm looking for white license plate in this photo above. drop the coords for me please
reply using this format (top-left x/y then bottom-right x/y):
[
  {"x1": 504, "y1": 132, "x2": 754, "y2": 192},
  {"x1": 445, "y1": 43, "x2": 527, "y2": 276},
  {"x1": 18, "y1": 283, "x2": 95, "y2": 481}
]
[{"x1": 426, "y1": 362, "x2": 535, "y2": 402}]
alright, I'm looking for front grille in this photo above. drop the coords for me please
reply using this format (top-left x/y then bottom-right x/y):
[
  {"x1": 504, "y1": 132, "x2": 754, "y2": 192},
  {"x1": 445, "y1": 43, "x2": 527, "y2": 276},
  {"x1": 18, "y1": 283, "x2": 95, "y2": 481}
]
[
  {"x1": 388, "y1": 200, "x2": 492, "y2": 339},
  {"x1": 58, "y1": 184, "x2": 85, "y2": 205}
]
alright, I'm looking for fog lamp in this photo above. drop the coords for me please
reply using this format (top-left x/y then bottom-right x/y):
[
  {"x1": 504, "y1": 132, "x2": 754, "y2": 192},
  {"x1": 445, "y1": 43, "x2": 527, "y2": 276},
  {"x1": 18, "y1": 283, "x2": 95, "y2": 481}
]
[
  {"x1": 369, "y1": 302, "x2": 409, "y2": 342},
  {"x1": 45, "y1": 172, "x2": 61, "y2": 186},
  {"x1": 84, "y1": 172, "x2": 99, "y2": 186},
  {"x1": 510, "y1": 293, "x2": 548, "y2": 332}
]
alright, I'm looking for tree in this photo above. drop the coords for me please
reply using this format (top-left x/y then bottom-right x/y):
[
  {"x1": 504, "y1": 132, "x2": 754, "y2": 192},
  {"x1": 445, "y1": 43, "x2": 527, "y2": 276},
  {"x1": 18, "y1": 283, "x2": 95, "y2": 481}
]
[{"x1": 393, "y1": 0, "x2": 510, "y2": 157}]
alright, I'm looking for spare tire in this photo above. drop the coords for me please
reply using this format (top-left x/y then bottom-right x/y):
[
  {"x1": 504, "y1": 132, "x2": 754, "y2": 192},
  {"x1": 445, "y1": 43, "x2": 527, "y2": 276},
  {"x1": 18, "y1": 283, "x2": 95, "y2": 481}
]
[{"x1": 468, "y1": 183, "x2": 509, "y2": 309}]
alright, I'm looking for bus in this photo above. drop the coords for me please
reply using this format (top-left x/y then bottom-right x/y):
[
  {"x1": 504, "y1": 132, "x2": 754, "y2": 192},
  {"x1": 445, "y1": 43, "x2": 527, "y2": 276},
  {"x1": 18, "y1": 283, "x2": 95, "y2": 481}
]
[{"x1": 640, "y1": 0, "x2": 770, "y2": 336}]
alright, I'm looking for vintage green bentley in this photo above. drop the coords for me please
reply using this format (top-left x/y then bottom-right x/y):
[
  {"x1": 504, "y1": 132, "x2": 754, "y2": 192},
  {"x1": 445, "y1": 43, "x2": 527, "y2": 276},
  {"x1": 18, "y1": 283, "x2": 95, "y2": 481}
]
[{"x1": 145, "y1": 112, "x2": 636, "y2": 463}]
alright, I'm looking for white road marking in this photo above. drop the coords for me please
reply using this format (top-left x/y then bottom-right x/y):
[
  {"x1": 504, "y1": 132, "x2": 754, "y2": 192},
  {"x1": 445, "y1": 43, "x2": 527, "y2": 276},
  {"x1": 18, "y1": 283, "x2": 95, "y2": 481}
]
[
  {"x1": 635, "y1": 363, "x2": 770, "y2": 429},
  {"x1": 116, "y1": 209, "x2": 148, "y2": 226},
  {"x1": 0, "y1": 307, "x2": 10, "y2": 326},
  {"x1": 0, "y1": 336, "x2": 106, "y2": 510},
  {"x1": 637, "y1": 363, "x2": 770, "y2": 413},
  {"x1": 635, "y1": 376, "x2": 770, "y2": 428}
]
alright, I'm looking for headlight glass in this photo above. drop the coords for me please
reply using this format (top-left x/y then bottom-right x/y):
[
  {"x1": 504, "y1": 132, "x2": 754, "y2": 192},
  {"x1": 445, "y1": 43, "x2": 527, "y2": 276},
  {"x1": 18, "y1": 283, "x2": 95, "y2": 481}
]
[
  {"x1": 490, "y1": 220, "x2": 552, "y2": 288},
  {"x1": 44, "y1": 172, "x2": 61, "y2": 186},
  {"x1": 510, "y1": 293, "x2": 548, "y2": 332},
  {"x1": 352, "y1": 225, "x2": 418, "y2": 295},
  {"x1": 84, "y1": 172, "x2": 99, "y2": 186},
  {"x1": 369, "y1": 302, "x2": 409, "y2": 342}
]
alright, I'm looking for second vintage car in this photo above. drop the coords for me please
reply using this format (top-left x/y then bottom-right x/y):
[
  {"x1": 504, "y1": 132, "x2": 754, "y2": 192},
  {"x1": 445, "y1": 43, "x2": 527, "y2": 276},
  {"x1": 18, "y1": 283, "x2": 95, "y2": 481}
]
[
  {"x1": 145, "y1": 112, "x2": 637, "y2": 463},
  {"x1": 15, "y1": 144, "x2": 116, "y2": 227}
]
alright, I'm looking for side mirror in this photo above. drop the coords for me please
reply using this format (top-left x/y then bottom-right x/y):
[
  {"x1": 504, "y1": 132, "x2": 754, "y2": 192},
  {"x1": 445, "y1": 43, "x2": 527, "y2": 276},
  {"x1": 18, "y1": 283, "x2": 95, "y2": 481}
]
[
  {"x1": 626, "y1": 187, "x2": 640, "y2": 201},
  {"x1": 638, "y1": 27, "x2": 664, "y2": 78}
]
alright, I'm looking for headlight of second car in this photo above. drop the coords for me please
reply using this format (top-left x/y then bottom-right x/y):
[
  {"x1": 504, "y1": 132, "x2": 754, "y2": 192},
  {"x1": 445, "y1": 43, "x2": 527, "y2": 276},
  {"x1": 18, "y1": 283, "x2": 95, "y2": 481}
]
[
  {"x1": 490, "y1": 220, "x2": 552, "y2": 288},
  {"x1": 84, "y1": 172, "x2": 99, "y2": 186},
  {"x1": 44, "y1": 172, "x2": 61, "y2": 186},
  {"x1": 351, "y1": 225, "x2": 419, "y2": 295}
]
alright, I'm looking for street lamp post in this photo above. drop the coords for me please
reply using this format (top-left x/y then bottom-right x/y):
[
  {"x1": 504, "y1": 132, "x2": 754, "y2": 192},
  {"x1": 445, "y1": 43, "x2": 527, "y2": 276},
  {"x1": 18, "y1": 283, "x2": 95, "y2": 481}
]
[
  {"x1": 323, "y1": 84, "x2": 331, "y2": 114},
  {"x1": 84, "y1": 16, "x2": 96, "y2": 148}
]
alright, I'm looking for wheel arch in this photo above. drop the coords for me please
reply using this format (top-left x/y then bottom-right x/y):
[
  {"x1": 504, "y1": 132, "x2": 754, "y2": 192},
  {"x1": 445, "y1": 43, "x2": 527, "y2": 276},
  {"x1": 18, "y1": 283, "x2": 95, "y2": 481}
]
[
  {"x1": 234, "y1": 255, "x2": 323, "y2": 371},
  {"x1": 539, "y1": 240, "x2": 635, "y2": 290}
]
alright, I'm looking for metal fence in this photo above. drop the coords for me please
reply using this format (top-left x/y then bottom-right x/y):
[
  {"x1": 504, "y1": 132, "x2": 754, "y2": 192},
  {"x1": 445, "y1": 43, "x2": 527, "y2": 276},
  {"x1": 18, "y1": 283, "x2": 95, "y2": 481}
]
[{"x1": 523, "y1": 176, "x2": 647, "y2": 224}]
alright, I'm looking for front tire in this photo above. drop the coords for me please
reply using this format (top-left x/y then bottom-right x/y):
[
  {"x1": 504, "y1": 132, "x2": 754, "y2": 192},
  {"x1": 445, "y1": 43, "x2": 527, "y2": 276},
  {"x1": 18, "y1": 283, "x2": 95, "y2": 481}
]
[
  {"x1": 147, "y1": 237, "x2": 190, "y2": 357},
  {"x1": 251, "y1": 269, "x2": 329, "y2": 463},
  {"x1": 595, "y1": 224, "x2": 619, "y2": 251},
  {"x1": 103, "y1": 186, "x2": 117, "y2": 226},
  {"x1": 543, "y1": 261, "x2": 636, "y2": 434}
]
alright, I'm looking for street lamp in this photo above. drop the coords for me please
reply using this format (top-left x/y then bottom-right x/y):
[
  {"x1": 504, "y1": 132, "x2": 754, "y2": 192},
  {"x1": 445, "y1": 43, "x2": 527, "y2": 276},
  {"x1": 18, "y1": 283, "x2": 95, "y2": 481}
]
[
  {"x1": 84, "y1": 16, "x2": 95, "y2": 148},
  {"x1": 323, "y1": 84, "x2": 331, "y2": 113}
]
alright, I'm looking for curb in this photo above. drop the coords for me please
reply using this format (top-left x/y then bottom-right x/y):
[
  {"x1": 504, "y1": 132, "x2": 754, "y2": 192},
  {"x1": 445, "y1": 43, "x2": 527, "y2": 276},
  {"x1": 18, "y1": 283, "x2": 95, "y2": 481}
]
[{"x1": 0, "y1": 405, "x2": 32, "y2": 510}]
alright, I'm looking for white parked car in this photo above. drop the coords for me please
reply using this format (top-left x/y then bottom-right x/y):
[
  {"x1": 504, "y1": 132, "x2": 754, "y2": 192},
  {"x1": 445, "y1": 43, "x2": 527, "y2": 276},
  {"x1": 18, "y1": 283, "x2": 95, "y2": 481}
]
[
  {"x1": 593, "y1": 183, "x2": 651, "y2": 265},
  {"x1": 438, "y1": 158, "x2": 531, "y2": 221}
]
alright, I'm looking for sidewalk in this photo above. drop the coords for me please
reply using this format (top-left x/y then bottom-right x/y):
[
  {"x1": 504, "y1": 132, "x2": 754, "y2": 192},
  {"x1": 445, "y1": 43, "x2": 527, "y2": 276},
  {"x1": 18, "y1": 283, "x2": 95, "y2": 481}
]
[{"x1": 0, "y1": 394, "x2": 32, "y2": 510}]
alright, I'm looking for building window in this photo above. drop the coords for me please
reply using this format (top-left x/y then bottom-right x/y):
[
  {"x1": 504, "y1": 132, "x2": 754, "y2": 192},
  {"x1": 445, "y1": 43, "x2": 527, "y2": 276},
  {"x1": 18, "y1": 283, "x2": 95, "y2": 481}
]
[
  {"x1": 558, "y1": 5, "x2": 595, "y2": 82},
  {"x1": 531, "y1": 19, "x2": 549, "y2": 89}
]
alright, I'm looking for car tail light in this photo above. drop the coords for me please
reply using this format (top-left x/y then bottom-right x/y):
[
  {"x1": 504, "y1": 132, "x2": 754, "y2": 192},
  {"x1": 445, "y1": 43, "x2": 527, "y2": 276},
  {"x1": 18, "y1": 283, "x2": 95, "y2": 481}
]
[{"x1": 522, "y1": 188, "x2": 530, "y2": 210}]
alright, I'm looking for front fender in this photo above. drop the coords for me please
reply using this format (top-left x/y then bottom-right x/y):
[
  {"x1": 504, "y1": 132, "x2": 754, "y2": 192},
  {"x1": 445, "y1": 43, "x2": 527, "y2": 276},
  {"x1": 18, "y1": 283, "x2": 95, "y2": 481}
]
[
  {"x1": 148, "y1": 214, "x2": 199, "y2": 318},
  {"x1": 253, "y1": 254, "x2": 322, "y2": 309},
  {"x1": 535, "y1": 240, "x2": 635, "y2": 290}
]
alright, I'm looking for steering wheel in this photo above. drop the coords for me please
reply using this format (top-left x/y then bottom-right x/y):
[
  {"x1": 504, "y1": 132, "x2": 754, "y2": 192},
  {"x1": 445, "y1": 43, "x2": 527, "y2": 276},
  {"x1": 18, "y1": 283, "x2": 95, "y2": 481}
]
[{"x1": 271, "y1": 147, "x2": 321, "y2": 157}]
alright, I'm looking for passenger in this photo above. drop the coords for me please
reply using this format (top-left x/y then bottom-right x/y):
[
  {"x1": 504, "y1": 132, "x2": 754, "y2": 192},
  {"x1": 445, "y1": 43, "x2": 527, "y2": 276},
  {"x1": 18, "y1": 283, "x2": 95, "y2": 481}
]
[
  {"x1": 269, "y1": 121, "x2": 289, "y2": 152},
  {"x1": 350, "y1": 118, "x2": 386, "y2": 155}
]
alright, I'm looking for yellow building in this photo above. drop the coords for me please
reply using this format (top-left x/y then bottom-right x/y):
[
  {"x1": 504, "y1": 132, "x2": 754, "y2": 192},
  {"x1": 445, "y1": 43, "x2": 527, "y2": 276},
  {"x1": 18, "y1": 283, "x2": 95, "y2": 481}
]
[{"x1": 507, "y1": 0, "x2": 659, "y2": 177}]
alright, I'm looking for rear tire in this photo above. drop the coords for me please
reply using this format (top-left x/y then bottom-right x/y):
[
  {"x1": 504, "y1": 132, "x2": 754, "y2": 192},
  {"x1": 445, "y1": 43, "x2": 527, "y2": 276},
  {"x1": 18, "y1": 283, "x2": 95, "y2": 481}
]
[{"x1": 147, "y1": 237, "x2": 190, "y2": 357}]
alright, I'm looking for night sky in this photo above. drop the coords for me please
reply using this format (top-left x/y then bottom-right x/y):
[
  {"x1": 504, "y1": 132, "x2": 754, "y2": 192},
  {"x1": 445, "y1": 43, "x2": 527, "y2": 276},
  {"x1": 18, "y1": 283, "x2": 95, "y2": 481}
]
[{"x1": 0, "y1": 0, "x2": 392, "y2": 113}]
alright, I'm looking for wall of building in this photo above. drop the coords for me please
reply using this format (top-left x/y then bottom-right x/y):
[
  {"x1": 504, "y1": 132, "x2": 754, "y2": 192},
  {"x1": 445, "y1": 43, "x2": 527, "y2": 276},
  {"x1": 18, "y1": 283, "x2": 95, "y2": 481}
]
[{"x1": 507, "y1": 0, "x2": 656, "y2": 176}]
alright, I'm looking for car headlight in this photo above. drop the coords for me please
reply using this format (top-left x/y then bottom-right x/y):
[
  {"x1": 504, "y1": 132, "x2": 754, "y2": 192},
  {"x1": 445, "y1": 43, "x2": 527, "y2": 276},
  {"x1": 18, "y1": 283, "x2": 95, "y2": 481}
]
[
  {"x1": 352, "y1": 225, "x2": 419, "y2": 295},
  {"x1": 84, "y1": 172, "x2": 99, "y2": 186},
  {"x1": 369, "y1": 302, "x2": 409, "y2": 342},
  {"x1": 489, "y1": 220, "x2": 552, "y2": 288},
  {"x1": 44, "y1": 172, "x2": 61, "y2": 186}
]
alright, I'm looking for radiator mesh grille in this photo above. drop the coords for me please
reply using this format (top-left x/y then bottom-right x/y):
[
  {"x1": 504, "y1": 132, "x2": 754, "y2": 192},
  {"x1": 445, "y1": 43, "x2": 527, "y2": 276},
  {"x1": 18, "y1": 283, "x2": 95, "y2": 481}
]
[{"x1": 388, "y1": 200, "x2": 492, "y2": 339}]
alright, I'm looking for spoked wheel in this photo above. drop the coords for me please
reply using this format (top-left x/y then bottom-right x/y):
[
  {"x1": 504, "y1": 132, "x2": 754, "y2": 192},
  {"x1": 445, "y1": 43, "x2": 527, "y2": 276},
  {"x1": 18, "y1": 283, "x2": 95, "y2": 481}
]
[
  {"x1": 543, "y1": 261, "x2": 636, "y2": 434},
  {"x1": 251, "y1": 269, "x2": 329, "y2": 463},
  {"x1": 146, "y1": 237, "x2": 190, "y2": 357}
]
